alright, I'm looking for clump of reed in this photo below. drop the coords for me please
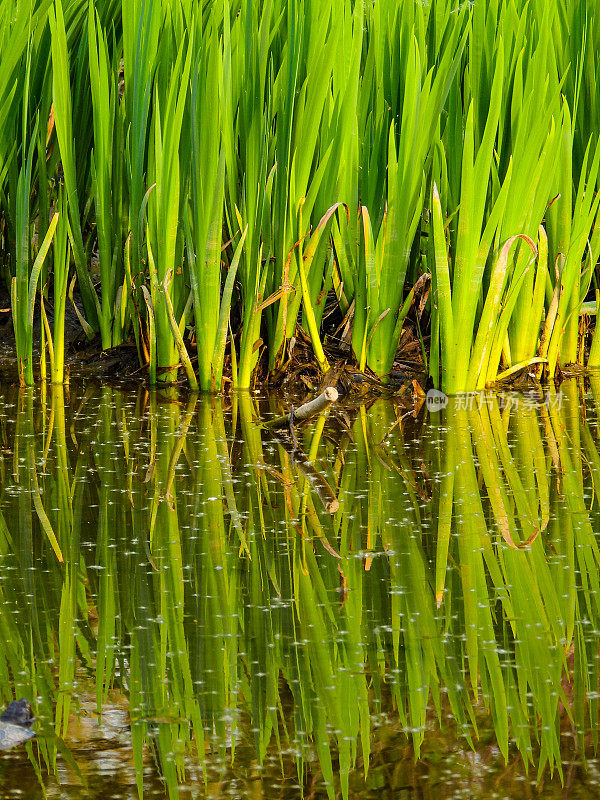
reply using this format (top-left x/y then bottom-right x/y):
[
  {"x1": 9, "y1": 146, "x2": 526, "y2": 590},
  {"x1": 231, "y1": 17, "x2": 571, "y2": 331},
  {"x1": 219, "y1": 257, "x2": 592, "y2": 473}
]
[{"x1": 1, "y1": 0, "x2": 599, "y2": 391}]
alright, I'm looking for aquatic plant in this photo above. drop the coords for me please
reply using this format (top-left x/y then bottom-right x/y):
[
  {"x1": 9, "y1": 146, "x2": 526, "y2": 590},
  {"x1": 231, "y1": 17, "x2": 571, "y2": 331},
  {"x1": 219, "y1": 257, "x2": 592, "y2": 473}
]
[{"x1": 1, "y1": 0, "x2": 600, "y2": 390}]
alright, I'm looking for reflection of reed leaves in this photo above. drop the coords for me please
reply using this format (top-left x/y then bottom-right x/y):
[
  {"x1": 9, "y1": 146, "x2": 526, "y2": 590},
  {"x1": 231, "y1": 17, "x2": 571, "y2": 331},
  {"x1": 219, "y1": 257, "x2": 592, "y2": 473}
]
[
  {"x1": 471, "y1": 401, "x2": 539, "y2": 548},
  {"x1": 162, "y1": 393, "x2": 197, "y2": 508},
  {"x1": 30, "y1": 452, "x2": 63, "y2": 563},
  {"x1": 451, "y1": 406, "x2": 509, "y2": 758},
  {"x1": 2, "y1": 383, "x2": 600, "y2": 796},
  {"x1": 21, "y1": 389, "x2": 65, "y2": 563}
]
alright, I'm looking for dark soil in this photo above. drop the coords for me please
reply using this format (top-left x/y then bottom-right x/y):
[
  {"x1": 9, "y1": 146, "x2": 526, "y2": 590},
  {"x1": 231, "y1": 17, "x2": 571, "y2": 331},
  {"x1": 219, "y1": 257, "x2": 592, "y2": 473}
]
[
  {"x1": 0, "y1": 281, "x2": 144, "y2": 387},
  {"x1": 0, "y1": 280, "x2": 428, "y2": 403}
]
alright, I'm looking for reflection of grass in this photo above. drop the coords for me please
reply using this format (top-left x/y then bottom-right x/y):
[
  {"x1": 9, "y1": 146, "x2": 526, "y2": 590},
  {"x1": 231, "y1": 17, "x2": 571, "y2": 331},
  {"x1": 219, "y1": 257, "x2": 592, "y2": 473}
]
[{"x1": 1, "y1": 383, "x2": 600, "y2": 796}]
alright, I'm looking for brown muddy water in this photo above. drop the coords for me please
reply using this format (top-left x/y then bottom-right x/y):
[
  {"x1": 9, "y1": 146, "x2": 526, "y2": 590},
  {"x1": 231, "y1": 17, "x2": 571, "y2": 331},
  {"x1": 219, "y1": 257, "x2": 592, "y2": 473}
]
[{"x1": 1, "y1": 378, "x2": 600, "y2": 799}]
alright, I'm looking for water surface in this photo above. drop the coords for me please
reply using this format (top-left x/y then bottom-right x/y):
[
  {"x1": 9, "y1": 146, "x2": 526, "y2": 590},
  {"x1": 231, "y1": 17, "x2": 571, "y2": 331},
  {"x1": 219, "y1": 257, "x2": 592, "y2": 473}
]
[{"x1": 1, "y1": 379, "x2": 600, "y2": 798}]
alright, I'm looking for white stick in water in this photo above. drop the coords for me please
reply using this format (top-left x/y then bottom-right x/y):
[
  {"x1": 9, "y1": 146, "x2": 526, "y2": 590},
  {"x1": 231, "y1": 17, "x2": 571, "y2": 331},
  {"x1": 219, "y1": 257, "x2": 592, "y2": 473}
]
[{"x1": 264, "y1": 387, "x2": 339, "y2": 429}]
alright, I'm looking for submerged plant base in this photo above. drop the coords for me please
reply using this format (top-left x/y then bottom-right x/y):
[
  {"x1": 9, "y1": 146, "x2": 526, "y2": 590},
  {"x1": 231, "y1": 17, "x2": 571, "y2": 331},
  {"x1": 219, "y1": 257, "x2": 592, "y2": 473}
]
[
  {"x1": 0, "y1": 286, "x2": 429, "y2": 396},
  {"x1": 0, "y1": 280, "x2": 595, "y2": 398}
]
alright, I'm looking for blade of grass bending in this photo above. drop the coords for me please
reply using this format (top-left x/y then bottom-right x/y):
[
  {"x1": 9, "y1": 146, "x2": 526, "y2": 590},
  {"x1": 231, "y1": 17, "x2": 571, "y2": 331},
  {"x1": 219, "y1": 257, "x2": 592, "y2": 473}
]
[
  {"x1": 295, "y1": 203, "x2": 347, "y2": 375},
  {"x1": 141, "y1": 285, "x2": 156, "y2": 386},
  {"x1": 484, "y1": 250, "x2": 544, "y2": 387},
  {"x1": 467, "y1": 234, "x2": 537, "y2": 390},
  {"x1": 161, "y1": 269, "x2": 198, "y2": 391},
  {"x1": 494, "y1": 358, "x2": 547, "y2": 383},
  {"x1": 27, "y1": 213, "x2": 59, "y2": 336},
  {"x1": 431, "y1": 183, "x2": 454, "y2": 391},
  {"x1": 68, "y1": 273, "x2": 94, "y2": 339},
  {"x1": 212, "y1": 226, "x2": 248, "y2": 391}
]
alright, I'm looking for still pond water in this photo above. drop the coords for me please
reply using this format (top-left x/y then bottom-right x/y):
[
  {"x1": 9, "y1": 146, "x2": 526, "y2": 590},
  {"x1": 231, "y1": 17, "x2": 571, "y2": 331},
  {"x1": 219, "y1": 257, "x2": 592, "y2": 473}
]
[{"x1": 1, "y1": 379, "x2": 600, "y2": 798}]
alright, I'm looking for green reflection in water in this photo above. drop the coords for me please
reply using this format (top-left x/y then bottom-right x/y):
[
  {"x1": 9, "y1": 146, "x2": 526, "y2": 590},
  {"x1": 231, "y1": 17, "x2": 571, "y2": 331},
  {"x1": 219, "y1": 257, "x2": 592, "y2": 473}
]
[{"x1": 0, "y1": 380, "x2": 600, "y2": 797}]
